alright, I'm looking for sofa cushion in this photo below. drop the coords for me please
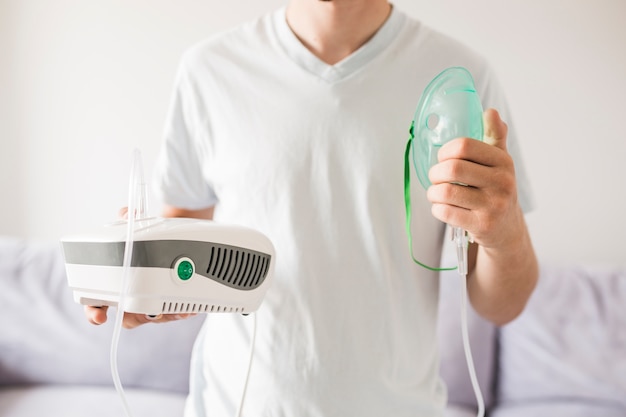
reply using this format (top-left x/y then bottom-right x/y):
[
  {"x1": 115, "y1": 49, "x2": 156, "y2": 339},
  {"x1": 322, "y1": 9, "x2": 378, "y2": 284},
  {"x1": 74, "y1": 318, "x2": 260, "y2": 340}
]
[
  {"x1": 490, "y1": 402, "x2": 626, "y2": 417},
  {"x1": 443, "y1": 404, "x2": 481, "y2": 417},
  {"x1": 0, "y1": 385, "x2": 186, "y2": 417},
  {"x1": 496, "y1": 263, "x2": 626, "y2": 411},
  {"x1": 0, "y1": 237, "x2": 205, "y2": 394}
]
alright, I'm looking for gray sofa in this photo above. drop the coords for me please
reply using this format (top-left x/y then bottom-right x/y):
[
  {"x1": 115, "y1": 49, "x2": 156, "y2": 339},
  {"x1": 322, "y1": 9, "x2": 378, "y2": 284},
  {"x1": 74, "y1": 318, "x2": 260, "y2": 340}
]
[
  {"x1": 1, "y1": 236, "x2": 625, "y2": 416},
  {"x1": 0, "y1": 237, "x2": 204, "y2": 417},
  {"x1": 438, "y1": 257, "x2": 626, "y2": 416}
]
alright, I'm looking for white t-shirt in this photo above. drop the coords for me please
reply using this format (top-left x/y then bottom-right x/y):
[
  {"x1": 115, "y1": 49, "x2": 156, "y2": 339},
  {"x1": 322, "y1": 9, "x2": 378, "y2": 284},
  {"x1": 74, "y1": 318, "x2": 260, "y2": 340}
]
[{"x1": 154, "y1": 6, "x2": 532, "y2": 417}]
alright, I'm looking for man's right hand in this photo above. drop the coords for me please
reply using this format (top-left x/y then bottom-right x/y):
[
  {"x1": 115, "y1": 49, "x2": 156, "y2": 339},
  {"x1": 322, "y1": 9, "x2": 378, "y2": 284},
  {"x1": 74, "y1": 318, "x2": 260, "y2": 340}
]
[
  {"x1": 84, "y1": 305, "x2": 196, "y2": 329},
  {"x1": 83, "y1": 204, "x2": 214, "y2": 329}
]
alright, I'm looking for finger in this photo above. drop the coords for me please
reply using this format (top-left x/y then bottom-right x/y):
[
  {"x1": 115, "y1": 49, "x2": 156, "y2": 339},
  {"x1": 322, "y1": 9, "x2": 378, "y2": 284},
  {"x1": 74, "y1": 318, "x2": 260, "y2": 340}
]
[
  {"x1": 429, "y1": 158, "x2": 495, "y2": 189},
  {"x1": 430, "y1": 201, "x2": 474, "y2": 231},
  {"x1": 123, "y1": 313, "x2": 198, "y2": 329},
  {"x1": 122, "y1": 313, "x2": 160, "y2": 329},
  {"x1": 85, "y1": 305, "x2": 109, "y2": 325},
  {"x1": 483, "y1": 108, "x2": 508, "y2": 150},
  {"x1": 427, "y1": 182, "x2": 483, "y2": 212},
  {"x1": 118, "y1": 207, "x2": 129, "y2": 220},
  {"x1": 437, "y1": 137, "x2": 503, "y2": 168}
]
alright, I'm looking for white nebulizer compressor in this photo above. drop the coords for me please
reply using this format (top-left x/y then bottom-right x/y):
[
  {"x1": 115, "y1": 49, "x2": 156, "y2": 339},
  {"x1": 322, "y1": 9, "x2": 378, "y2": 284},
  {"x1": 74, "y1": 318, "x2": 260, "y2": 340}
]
[
  {"x1": 61, "y1": 216, "x2": 275, "y2": 316},
  {"x1": 60, "y1": 150, "x2": 274, "y2": 417},
  {"x1": 60, "y1": 149, "x2": 275, "y2": 316}
]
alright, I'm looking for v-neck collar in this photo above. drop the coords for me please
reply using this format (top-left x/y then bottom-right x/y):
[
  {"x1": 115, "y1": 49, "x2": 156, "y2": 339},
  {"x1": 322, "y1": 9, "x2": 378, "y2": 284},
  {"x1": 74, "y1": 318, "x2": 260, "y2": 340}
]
[{"x1": 271, "y1": 6, "x2": 405, "y2": 83}]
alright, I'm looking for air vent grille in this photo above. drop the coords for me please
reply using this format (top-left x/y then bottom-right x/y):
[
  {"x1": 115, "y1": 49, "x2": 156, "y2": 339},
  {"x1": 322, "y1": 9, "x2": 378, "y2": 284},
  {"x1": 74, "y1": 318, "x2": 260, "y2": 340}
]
[
  {"x1": 161, "y1": 302, "x2": 243, "y2": 314},
  {"x1": 206, "y1": 245, "x2": 270, "y2": 289}
]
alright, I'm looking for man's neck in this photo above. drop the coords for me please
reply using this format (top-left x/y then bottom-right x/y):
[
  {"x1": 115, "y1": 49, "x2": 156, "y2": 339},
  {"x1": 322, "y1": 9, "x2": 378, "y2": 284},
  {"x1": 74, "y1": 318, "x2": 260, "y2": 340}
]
[{"x1": 285, "y1": 0, "x2": 391, "y2": 65}]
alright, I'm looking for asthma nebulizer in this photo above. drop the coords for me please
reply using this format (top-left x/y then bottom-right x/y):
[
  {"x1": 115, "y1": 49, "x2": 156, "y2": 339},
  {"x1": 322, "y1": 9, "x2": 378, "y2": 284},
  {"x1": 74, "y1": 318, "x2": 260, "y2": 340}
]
[
  {"x1": 405, "y1": 66, "x2": 486, "y2": 417},
  {"x1": 61, "y1": 150, "x2": 271, "y2": 417}
]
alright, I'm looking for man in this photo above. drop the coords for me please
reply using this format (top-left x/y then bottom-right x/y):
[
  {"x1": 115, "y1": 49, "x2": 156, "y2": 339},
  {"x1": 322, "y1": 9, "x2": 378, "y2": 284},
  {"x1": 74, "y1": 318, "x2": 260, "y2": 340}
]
[{"x1": 87, "y1": 1, "x2": 538, "y2": 415}]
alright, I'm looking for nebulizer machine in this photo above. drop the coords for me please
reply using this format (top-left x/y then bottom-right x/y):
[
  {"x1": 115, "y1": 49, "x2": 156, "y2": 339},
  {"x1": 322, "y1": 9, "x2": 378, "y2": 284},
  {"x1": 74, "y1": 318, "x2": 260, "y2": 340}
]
[
  {"x1": 61, "y1": 150, "x2": 275, "y2": 417},
  {"x1": 405, "y1": 66, "x2": 486, "y2": 417}
]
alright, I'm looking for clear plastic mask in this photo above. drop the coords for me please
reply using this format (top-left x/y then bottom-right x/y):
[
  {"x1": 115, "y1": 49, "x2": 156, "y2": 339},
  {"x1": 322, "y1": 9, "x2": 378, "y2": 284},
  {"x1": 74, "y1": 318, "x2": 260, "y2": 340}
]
[{"x1": 412, "y1": 67, "x2": 484, "y2": 189}]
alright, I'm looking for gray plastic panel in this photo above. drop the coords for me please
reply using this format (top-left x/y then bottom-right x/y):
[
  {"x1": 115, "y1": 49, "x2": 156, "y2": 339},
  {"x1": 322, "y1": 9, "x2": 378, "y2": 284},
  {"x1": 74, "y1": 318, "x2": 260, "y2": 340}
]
[{"x1": 62, "y1": 240, "x2": 271, "y2": 290}]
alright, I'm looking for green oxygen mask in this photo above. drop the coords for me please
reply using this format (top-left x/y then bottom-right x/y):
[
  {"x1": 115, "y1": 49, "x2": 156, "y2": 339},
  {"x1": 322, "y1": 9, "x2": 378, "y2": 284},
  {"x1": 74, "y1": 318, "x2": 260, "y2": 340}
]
[
  {"x1": 412, "y1": 66, "x2": 484, "y2": 188},
  {"x1": 404, "y1": 66, "x2": 484, "y2": 275}
]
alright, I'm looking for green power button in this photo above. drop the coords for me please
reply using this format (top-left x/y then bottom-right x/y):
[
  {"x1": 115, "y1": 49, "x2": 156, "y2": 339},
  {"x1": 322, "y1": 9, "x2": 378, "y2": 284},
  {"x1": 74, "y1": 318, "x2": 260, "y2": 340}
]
[{"x1": 176, "y1": 259, "x2": 194, "y2": 281}]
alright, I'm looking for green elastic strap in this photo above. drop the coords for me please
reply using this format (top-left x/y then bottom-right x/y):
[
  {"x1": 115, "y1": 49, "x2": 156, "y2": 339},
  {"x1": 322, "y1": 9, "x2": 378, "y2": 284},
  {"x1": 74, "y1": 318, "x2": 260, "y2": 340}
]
[{"x1": 404, "y1": 122, "x2": 457, "y2": 272}]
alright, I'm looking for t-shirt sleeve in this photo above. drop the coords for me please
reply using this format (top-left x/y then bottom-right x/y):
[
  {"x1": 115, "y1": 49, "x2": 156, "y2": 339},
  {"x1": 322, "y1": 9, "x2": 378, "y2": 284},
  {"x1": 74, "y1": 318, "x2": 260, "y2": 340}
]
[{"x1": 152, "y1": 57, "x2": 218, "y2": 210}]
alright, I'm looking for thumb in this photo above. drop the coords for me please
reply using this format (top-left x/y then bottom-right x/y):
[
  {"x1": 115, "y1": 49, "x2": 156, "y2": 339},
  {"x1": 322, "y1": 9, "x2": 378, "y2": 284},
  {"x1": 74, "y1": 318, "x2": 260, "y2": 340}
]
[
  {"x1": 85, "y1": 305, "x2": 109, "y2": 325},
  {"x1": 483, "y1": 108, "x2": 508, "y2": 150},
  {"x1": 118, "y1": 206, "x2": 129, "y2": 220}
]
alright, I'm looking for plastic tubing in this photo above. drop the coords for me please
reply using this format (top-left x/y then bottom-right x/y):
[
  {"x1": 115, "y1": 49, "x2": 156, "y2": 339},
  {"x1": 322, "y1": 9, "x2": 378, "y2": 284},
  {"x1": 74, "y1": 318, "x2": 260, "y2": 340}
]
[
  {"x1": 110, "y1": 149, "x2": 145, "y2": 417},
  {"x1": 235, "y1": 313, "x2": 257, "y2": 417},
  {"x1": 455, "y1": 230, "x2": 485, "y2": 417}
]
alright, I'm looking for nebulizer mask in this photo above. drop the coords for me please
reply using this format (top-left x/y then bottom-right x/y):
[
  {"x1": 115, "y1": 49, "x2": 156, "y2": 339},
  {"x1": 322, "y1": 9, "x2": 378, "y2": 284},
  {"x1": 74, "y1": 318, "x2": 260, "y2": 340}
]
[{"x1": 404, "y1": 66, "x2": 486, "y2": 417}]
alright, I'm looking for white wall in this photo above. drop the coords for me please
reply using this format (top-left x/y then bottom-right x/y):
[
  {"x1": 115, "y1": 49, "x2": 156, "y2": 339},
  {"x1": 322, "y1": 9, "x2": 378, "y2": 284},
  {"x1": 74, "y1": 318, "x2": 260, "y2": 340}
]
[
  {"x1": 0, "y1": 0, "x2": 23, "y2": 235},
  {"x1": 2, "y1": 0, "x2": 625, "y2": 267}
]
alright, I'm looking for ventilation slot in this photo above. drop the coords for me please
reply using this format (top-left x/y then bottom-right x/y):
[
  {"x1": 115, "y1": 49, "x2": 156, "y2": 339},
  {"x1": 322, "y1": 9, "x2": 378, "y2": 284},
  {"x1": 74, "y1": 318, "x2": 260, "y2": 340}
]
[
  {"x1": 205, "y1": 245, "x2": 271, "y2": 289},
  {"x1": 161, "y1": 302, "x2": 242, "y2": 314}
]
